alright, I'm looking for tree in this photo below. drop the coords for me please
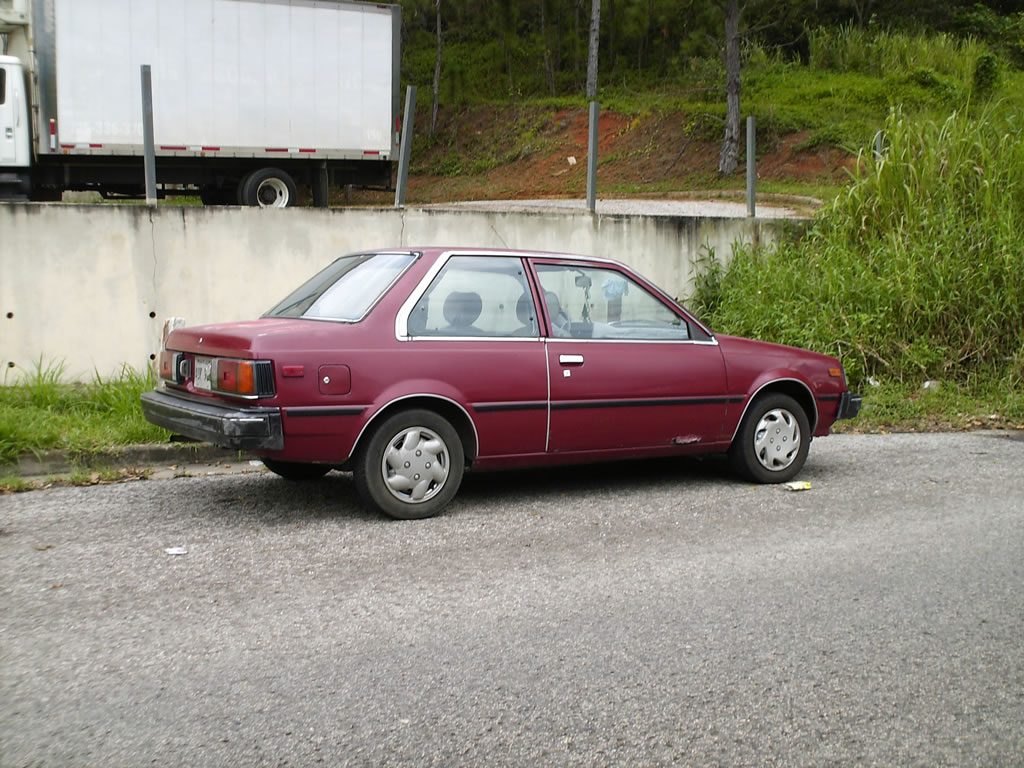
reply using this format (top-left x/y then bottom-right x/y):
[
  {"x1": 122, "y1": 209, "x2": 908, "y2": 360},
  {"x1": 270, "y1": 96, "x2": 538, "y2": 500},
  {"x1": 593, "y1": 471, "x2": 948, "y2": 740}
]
[
  {"x1": 848, "y1": 0, "x2": 876, "y2": 27},
  {"x1": 586, "y1": 0, "x2": 601, "y2": 99},
  {"x1": 717, "y1": 0, "x2": 744, "y2": 175},
  {"x1": 540, "y1": 0, "x2": 556, "y2": 96},
  {"x1": 431, "y1": 0, "x2": 442, "y2": 136}
]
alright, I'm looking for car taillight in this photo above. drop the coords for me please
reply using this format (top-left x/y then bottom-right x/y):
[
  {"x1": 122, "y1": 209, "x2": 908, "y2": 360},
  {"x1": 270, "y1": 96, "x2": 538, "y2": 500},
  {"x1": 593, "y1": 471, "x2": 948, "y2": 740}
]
[
  {"x1": 159, "y1": 350, "x2": 184, "y2": 383},
  {"x1": 212, "y1": 359, "x2": 274, "y2": 398}
]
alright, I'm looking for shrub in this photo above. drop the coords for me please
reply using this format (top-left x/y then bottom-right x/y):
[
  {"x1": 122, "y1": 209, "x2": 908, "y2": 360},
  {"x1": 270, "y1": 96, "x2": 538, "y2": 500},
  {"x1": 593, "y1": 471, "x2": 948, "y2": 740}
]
[
  {"x1": 690, "y1": 105, "x2": 1024, "y2": 389},
  {"x1": 972, "y1": 52, "x2": 1000, "y2": 95}
]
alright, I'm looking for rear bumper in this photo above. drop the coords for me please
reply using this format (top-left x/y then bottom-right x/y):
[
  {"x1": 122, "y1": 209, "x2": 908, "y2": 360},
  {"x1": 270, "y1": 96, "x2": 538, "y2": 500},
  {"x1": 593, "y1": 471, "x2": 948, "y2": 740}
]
[
  {"x1": 836, "y1": 391, "x2": 862, "y2": 420},
  {"x1": 140, "y1": 389, "x2": 284, "y2": 451}
]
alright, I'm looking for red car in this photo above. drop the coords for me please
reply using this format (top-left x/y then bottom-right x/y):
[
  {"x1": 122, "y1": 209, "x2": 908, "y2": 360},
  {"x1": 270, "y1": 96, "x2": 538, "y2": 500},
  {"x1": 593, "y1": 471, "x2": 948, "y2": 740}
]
[{"x1": 141, "y1": 247, "x2": 860, "y2": 519}]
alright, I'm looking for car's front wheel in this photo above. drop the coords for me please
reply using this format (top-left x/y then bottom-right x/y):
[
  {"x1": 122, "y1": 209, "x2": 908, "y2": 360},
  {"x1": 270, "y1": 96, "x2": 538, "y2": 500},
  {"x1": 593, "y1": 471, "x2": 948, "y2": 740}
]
[
  {"x1": 354, "y1": 409, "x2": 465, "y2": 519},
  {"x1": 729, "y1": 393, "x2": 810, "y2": 483},
  {"x1": 262, "y1": 459, "x2": 331, "y2": 481}
]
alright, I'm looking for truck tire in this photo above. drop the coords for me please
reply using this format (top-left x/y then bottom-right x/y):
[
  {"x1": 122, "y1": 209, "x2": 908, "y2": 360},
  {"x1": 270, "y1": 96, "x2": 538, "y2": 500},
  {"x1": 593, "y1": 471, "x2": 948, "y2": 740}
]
[{"x1": 240, "y1": 168, "x2": 297, "y2": 208}]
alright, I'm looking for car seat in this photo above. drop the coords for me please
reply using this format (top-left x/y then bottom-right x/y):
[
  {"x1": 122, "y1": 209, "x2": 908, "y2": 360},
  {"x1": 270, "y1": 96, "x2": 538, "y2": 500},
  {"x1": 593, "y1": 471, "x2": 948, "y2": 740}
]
[
  {"x1": 442, "y1": 291, "x2": 484, "y2": 335},
  {"x1": 514, "y1": 292, "x2": 538, "y2": 336}
]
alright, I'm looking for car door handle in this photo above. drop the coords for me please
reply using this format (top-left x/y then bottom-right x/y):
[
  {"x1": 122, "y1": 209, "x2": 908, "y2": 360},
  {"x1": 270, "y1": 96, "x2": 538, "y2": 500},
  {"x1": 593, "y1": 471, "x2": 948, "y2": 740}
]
[{"x1": 559, "y1": 354, "x2": 584, "y2": 365}]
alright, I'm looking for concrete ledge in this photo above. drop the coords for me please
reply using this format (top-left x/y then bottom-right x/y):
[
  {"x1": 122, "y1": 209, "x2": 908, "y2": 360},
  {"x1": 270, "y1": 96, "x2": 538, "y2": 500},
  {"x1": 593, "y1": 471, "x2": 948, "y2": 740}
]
[
  {"x1": 8, "y1": 443, "x2": 247, "y2": 477},
  {"x1": 1, "y1": 202, "x2": 802, "y2": 380}
]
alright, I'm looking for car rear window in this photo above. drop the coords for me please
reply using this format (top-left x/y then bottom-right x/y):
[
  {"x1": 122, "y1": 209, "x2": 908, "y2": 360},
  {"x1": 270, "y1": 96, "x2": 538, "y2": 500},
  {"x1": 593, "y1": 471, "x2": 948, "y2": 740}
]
[{"x1": 264, "y1": 252, "x2": 416, "y2": 322}]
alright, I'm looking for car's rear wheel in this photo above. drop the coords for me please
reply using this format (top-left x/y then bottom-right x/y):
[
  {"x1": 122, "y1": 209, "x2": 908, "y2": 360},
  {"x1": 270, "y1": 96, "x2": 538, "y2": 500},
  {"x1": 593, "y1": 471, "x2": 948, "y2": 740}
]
[
  {"x1": 262, "y1": 458, "x2": 331, "y2": 481},
  {"x1": 729, "y1": 393, "x2": 810, "y2": 483},
  {"x1": 354, "y1": 409, "x2": 464, "y2": 520}
]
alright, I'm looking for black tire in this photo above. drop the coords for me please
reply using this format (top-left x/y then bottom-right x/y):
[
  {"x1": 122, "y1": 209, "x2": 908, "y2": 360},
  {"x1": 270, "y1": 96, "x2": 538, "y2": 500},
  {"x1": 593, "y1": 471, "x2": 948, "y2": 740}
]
[
  {"x1": 236, "y1": 172, "x2": 253, "y2": 205},
  {"x1": 240, "y1": 167, "x2": 297, "y2": 208},
  {"x1": 262, "y1": 458, "x2": 331, "y2": 482},
  {"x1": 729, "y1": 393, "x2": 810, "y2": 484},
  {"x1": 354, "y1": 409, "x2": 465, "y2": 520}
]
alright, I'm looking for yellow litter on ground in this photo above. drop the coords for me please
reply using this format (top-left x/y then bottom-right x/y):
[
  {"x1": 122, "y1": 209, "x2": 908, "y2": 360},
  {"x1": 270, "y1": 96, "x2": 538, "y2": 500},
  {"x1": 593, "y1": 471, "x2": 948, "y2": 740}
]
[{"x1": 782, "y1": 481, "x2": 813, "y2": 491}]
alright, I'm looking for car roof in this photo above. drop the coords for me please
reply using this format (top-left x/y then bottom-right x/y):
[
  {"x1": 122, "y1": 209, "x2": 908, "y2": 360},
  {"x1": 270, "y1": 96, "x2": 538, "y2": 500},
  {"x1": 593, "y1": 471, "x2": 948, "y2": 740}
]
[{"x1": 401, "y1": 246, "x2": 623, "y2": 264}]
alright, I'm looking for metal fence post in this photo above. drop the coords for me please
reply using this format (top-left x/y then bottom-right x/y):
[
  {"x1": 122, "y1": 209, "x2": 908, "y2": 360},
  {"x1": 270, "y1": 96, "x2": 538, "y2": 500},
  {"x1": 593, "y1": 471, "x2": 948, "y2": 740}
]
[
  {"x1": 746, "y1": 115, "x2": 755, "y2": 218},
  {"x1": 140, "y1": 65, "x2": 157, "y2": 206},
  {"x1": 394, "y1": 86, "x2": 417, "y2": 208},
  {"x1": 587, "y1": 101, "x2": 599, "y2": 214},
  {"x1": 874, "y1": 130, "x2": 885, "y2": 160}
]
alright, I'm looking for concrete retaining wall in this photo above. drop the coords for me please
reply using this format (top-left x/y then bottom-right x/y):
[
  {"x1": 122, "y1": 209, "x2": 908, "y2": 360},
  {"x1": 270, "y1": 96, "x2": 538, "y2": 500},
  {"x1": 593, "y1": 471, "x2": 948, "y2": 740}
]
[{"x1": 0, "y1": 202, "x2": 801, "y2": 380}]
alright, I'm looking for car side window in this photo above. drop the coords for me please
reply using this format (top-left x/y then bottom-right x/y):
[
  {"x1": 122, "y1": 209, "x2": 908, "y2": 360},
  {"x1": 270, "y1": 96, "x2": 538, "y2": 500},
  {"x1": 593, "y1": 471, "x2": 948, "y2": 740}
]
[
  {"x1": 409, "y1": 256, "x2": 538, "y2": 338},
  {"x1": 535, "y1": 264, "x2": 690, "y2": 341}
]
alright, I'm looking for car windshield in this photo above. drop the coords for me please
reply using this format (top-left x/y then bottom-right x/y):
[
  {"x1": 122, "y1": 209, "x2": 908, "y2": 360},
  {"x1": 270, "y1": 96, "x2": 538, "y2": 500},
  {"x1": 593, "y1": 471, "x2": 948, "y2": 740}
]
[{"x1": 264, "y1": 252, "x2": 416, "y2": 322}]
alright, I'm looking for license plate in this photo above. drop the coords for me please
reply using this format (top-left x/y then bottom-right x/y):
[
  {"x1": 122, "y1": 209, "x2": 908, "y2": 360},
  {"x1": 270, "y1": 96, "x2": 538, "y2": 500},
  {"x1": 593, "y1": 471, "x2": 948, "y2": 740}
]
[{"x1": 193, "y1": 357, "x2": 213, "y2": 391}]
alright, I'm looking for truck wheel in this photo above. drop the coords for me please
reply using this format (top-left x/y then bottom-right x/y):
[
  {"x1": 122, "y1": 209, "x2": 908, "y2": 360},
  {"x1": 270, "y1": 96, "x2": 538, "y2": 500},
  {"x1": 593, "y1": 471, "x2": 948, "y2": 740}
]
[
  {"x1": 354, "y1": 409, "x2": 465, "y2": 520},
  {"x1": 240, "y1": 168, "x2": 297, "y2": 208}
]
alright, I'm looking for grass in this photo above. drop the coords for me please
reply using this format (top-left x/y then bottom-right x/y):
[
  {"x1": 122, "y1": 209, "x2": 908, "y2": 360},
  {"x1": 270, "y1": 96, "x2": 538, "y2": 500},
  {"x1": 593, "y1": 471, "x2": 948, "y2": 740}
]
[
  {"x1": 690, "y1": 101, "x2": 1024, "y2": 401},
  {"x1": 837, "y1": 380, "x2": 1024, "y2": 433},
  {"x1": 401, "y1": 28, "x2": 1024, "y2": 219},
  {"x1": 0, "y1": 360, "x2": 169, "y2": 466},
  {"x1": 0, "y1": 467, "x2": 152, "y2": 494},
  {"x1": 808, "y1": 25, "x2": 991, "y2": 82}
]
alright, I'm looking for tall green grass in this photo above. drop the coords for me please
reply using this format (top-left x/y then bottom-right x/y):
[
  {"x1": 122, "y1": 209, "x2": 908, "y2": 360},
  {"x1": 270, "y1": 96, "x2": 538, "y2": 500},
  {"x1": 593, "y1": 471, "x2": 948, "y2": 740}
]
[
  {"x1": 0, "y1": 361, "x2": 168, "y2": 464},
  {"x1": 691, "y1": 104, "x2": 1024, "y2": 393},
  {"x1": 808, "y1": 25, "x2": 992, "y2": 82}
]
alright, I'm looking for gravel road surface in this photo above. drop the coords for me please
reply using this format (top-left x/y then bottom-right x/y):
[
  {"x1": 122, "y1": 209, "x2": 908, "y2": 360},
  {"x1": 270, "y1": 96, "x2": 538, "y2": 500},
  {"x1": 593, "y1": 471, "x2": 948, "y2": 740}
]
[{"x1": 2, "y1": 432, "x2": 1022, "y2": 767}]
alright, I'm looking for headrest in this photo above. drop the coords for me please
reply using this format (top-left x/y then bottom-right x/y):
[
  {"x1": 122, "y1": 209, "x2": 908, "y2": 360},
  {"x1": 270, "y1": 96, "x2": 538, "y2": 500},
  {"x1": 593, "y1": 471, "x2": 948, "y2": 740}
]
[{"x1": 443, "y1": 291, "x2": 483, "y2": 328}]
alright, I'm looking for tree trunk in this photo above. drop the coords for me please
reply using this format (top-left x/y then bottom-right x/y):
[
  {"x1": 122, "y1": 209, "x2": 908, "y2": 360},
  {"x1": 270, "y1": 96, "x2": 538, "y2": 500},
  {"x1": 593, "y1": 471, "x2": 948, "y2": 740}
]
[
  {"x1": 573, "y1": 0, "x2": 581, "y2": 75},
  {"x1": 717, "y1": 0, "x2": 742, "y2": 175},
  {"x1": 555, "y1": 0, "x2": 563, "y2": 73},
  {"x1": 431, "y1": 0, "x2": 442, "y2": 136},
  {"x1": 851, "y1": 0, "x2": 874, "y2": 27},
  {"x1": 586, "y1": 0, "x2": 601, "y2": 100},
  {"x1": 607, "y1": 0, "x2": 615, "y2": 73},
  {"x1": 541, "y1": 0, "x2": 555, "y2": 96}
]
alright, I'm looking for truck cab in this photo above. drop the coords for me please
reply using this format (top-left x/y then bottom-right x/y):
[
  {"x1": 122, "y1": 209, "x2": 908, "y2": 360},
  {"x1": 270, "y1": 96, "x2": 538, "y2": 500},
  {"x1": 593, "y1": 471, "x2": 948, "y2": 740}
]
[{"x1": 0, "y1": 54, "x2": 31, "y2": 198}]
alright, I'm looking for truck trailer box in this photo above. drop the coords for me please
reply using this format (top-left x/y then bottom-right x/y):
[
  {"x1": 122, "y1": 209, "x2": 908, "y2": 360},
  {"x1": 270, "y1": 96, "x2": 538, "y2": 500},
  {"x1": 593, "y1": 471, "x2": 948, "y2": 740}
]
[{"x1": 0, "y1": 0, "x2": 401, "y2": 205}]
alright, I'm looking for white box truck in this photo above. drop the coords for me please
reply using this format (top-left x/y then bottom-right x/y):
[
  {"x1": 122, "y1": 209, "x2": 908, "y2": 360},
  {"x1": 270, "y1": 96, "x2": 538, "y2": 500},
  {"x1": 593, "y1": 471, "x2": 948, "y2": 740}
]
[{"x1": 0, "y1": 0, "x2": 400, "y2": 206}]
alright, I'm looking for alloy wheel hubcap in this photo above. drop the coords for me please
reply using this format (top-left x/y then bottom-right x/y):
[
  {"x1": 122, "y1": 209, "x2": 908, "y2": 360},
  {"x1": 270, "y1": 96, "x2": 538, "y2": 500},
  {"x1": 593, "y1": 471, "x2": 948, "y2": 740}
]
[
  {"x1": 381, "y1": 427, "x2": 450, "y2": 504},
  {"x1": 753, "y1": 408, "x2": 801, "y2": 471}
]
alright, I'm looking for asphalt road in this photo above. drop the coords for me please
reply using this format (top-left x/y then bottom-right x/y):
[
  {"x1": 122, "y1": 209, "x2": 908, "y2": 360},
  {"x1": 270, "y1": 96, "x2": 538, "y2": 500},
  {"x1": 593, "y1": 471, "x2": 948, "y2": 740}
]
[{"x1": 2, "y1": 432, "x2": 1022, "y2": 767}]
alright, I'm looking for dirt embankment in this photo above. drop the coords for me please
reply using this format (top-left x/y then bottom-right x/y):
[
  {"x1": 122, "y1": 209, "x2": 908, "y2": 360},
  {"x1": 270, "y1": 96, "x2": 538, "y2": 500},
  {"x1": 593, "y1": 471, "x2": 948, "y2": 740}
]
[{"x1": 346, "y1": 105, "x2": 856, "y2": 206}]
